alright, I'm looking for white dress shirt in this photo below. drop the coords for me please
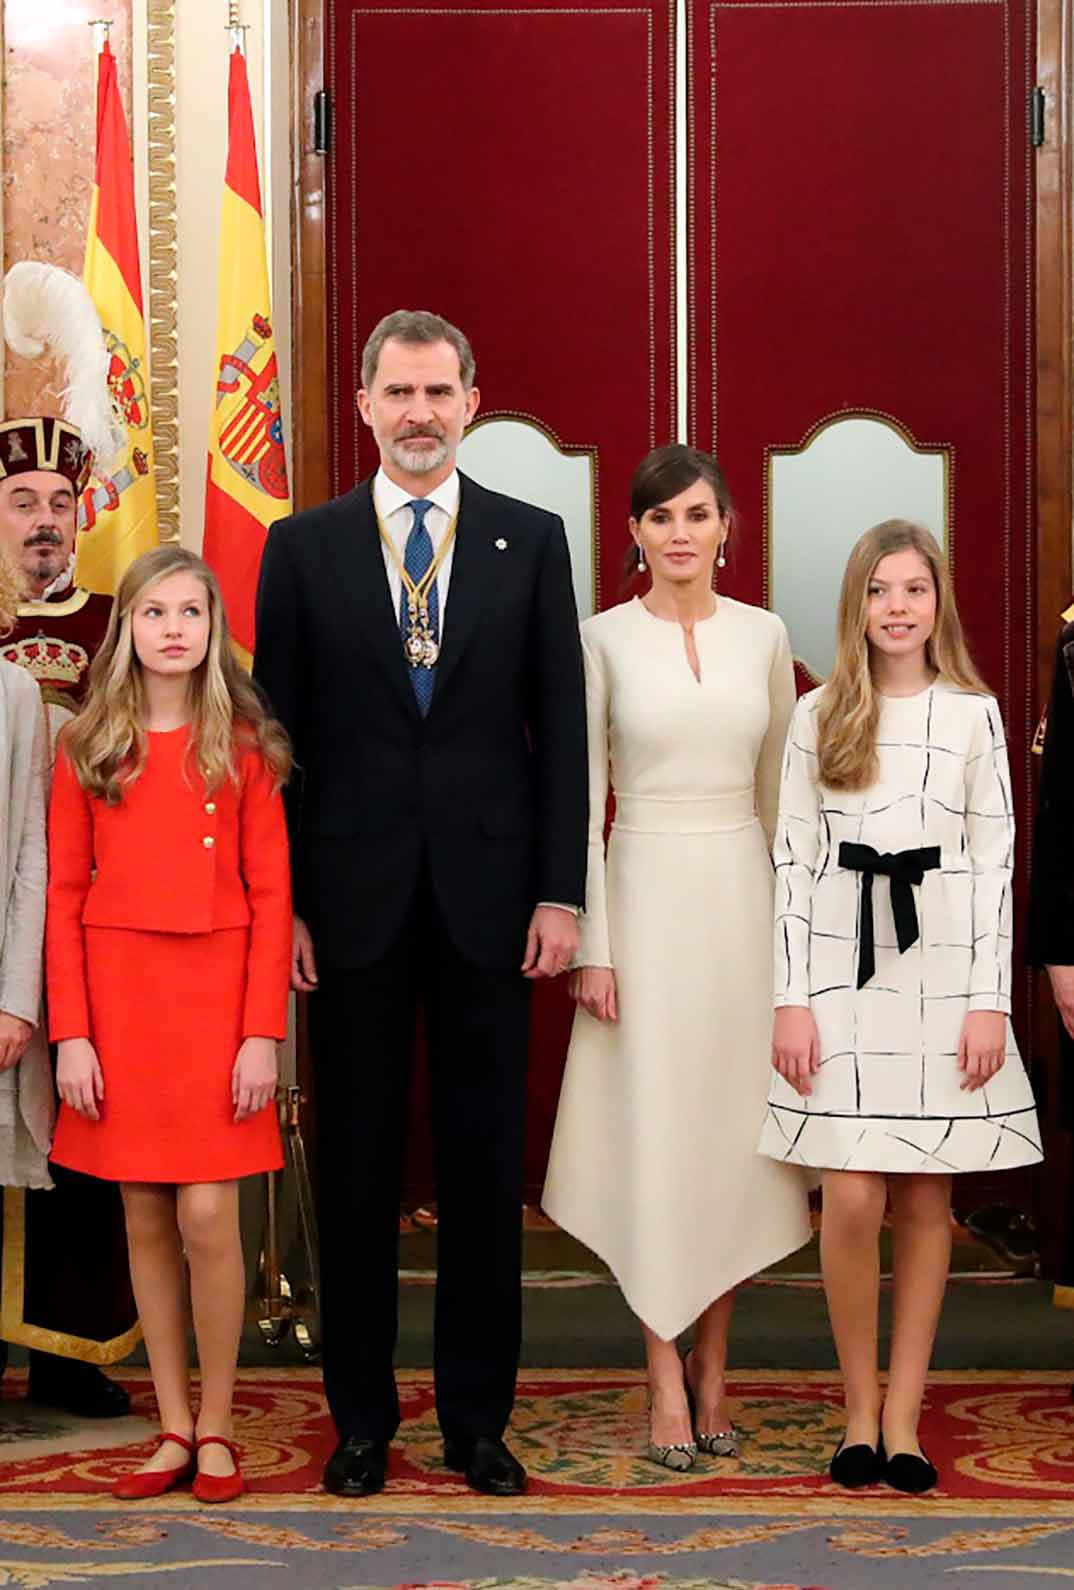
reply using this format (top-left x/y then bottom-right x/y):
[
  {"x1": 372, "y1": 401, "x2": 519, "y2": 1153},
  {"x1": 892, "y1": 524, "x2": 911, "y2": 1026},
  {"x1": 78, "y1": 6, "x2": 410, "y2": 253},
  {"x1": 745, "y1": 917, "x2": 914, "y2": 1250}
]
[{"x1": 373, "y1": 467, "x2": 460, "y2": 638}]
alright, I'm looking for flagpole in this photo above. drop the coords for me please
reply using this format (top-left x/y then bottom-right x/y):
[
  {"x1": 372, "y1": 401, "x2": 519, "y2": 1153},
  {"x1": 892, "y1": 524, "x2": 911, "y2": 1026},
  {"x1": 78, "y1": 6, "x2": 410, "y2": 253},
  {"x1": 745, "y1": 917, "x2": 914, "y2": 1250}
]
[{"x1": 88, "y1": 18, "x2": 112, "y2": 95}]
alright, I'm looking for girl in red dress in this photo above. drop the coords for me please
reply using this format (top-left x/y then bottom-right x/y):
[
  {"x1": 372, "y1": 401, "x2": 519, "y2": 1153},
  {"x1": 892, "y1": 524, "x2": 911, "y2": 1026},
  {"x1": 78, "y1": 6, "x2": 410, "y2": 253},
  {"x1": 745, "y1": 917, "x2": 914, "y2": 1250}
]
[{"x1": 47, "y1": 545, "x2": 292, "y2": 1503}]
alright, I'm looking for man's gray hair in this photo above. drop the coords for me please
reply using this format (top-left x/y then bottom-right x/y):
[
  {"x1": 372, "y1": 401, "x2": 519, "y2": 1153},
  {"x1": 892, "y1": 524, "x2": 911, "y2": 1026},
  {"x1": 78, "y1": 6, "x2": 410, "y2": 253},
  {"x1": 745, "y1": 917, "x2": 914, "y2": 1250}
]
[{"x1": 361, "y1": 310, "x2": 476, "y2": 390}]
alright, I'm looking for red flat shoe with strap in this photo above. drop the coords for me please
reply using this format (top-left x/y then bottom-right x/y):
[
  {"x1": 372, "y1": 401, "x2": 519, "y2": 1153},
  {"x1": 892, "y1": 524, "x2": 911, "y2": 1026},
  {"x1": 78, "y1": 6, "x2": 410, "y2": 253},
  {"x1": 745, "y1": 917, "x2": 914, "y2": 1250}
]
[
  {"x1": 192, "y1": 1436, "x2": 245, "y2": 1503},
  {"x1": 113, "y1": 1433, "x2": 195, "y2": 1499}
]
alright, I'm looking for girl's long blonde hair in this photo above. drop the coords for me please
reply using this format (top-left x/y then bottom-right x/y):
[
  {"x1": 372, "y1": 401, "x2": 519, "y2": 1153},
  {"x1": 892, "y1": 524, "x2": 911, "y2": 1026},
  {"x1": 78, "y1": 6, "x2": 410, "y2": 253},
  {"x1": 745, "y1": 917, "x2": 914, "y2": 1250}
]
[
  {"x1": 64, "y1": 544, "x2": 291, "y2": 804},
  {"x1": 0, "y1": 550, "x2": 22, "y2": 638},
  {"x1": 817, "y1": 520, "x2": 988, "y2": 791}
]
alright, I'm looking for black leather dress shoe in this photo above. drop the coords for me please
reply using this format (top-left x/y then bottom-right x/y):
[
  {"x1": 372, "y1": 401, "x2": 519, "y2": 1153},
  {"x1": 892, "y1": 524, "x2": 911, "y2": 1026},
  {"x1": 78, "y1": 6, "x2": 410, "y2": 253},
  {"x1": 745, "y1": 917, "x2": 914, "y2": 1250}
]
[
  {"x1": 443, "y1": 1435, "x2": 527, "y2": 1496},
  {"x1": 26, "y1": 1359, "x2": 131, "y2": 1419},
  {"x1": 829, "y1": 1435, "x2": 884, "y2": 1489},
  {"x1": 323, "y1": 1437, "x2": 388, "y2": 1496},
  {"x1": 884, "y1": 1449, "x2": 938, "y2": 1494}
]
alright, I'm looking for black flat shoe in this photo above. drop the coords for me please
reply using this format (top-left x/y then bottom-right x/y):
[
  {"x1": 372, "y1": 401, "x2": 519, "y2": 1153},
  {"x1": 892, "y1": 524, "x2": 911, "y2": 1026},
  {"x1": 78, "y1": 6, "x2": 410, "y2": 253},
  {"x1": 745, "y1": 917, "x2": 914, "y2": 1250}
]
[
  {"x1": 323, "y1": 1437, "x2": 388, "y2": 1496},
  {"x1": 26, "y1": 1361, "x2": 130, "y2": 1419},
  {"x1": 443, "y1": 1435, "x2": 527, "y2": 1496},
  {"x1": 884, "y1": 1449, "x2": 938, "y2": 1494},
  {"x1": 829, "y1": 1435, "x2": 884, "y2": 1489}
]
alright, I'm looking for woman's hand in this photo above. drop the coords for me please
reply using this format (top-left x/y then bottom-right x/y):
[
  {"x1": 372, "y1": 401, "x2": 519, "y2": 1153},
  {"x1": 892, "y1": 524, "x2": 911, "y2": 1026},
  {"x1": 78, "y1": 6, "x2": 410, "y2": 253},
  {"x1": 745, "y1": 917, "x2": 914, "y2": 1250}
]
[
  {"x1": 57, "y1": 1038, "x2": 104, "y2": 1120},
  {"x1": 232, "y1": 1037, "x2": 279, "y2": 1123},
  {"x1": 1047, "y1": 965, "x2": 1074, "y2": 1042},
  {"x1": 958, "y1": 1010, "x2": 1007, "y2": 1091},
  {"x1": 568, "y1": 966, "x2": 619, "y2": 1024},
  {"x1": 772, "y1": 1006, "x2": 820, "y2": 1097},
  {"x1": 0, "y1": 1012, "x2": 33, "y2": 1073}
]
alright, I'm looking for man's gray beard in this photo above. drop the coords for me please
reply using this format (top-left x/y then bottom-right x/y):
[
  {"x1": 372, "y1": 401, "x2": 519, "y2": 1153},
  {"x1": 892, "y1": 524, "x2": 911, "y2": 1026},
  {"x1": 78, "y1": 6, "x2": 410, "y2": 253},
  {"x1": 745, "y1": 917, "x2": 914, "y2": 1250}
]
[
  {"x1": 26, "y1": 546, "x2": 67, "y2": 583},
  {"x1": 389, "y1": 437, "x2": 450, "y2": 475}
]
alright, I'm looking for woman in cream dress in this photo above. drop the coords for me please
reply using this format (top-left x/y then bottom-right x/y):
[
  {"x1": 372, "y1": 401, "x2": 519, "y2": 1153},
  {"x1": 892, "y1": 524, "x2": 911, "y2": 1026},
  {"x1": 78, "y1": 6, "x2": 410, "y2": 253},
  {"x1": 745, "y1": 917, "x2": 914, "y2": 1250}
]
[{"x1": 543, "y1": 445, "x2": 811, "y2": 1470}]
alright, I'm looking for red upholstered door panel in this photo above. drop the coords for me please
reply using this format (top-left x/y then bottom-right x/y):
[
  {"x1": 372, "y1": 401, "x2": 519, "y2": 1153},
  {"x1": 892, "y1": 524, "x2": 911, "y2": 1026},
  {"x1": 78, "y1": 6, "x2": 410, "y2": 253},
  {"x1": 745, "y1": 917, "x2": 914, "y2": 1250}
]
[
  {"x1": 689, "y1": 0, "x2": 1037, "y2": 1058},
  {"x1": 326, "y1": 0, "x2": 676, "y2": 541},
  {"x1": 325, "y1": 0, "x2": 675, "y2": 1196}
]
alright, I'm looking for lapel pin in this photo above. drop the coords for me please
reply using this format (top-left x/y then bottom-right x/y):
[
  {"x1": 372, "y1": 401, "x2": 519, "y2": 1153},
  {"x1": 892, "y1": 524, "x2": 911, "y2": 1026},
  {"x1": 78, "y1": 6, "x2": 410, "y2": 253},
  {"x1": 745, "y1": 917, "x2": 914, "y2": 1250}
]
[{"x1": 495, "y1": 537, "x2": 508, "y2": 551}]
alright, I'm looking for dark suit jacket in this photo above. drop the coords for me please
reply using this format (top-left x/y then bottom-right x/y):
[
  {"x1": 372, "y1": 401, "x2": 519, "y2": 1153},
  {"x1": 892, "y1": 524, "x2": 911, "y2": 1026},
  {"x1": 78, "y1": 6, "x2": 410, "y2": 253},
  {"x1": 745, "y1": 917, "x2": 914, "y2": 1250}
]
[
  {"x1": 1028, "y1": 620, "x2": 1074, "y2": 969},
  {"x1": 253, "y1": 472, "x2": 588, "y2": 971},
  {"x1": 1029, "y1": 621, "x2": 1074, "y2": 1131}
]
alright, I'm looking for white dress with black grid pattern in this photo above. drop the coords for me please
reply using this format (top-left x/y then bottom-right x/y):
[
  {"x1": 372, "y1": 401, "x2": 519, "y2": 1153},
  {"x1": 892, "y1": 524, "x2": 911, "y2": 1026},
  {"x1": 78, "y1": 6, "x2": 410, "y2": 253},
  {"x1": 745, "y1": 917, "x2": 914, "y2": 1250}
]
[{"x1": 757, "y1": 682, "x2": 1042, "y2": 1174}]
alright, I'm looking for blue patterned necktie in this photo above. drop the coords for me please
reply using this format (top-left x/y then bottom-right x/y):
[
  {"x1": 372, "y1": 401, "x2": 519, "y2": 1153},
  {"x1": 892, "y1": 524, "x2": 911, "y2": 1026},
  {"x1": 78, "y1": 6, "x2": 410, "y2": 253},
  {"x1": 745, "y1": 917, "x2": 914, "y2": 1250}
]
[{"x1": 400, "y1": 498, "x2": 437, "y2": 715}]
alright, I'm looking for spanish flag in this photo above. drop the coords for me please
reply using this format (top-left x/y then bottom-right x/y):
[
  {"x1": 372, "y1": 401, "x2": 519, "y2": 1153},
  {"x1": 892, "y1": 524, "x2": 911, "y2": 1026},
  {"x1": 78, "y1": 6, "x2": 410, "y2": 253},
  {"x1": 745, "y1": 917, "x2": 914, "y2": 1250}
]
[
  {"x1": 79, "y1": 39, "x2": 159, "y2": 594},
  {"x1": 203, "y1": 46, "x2": 291, "y2": 663}
]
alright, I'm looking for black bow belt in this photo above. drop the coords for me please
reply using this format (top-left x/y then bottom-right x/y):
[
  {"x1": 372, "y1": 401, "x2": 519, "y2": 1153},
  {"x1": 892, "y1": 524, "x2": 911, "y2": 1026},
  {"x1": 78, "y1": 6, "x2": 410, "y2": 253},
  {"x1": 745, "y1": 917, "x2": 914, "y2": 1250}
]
[{"x1": 838, "y1": 842, "x2": 941, "y2": 990}]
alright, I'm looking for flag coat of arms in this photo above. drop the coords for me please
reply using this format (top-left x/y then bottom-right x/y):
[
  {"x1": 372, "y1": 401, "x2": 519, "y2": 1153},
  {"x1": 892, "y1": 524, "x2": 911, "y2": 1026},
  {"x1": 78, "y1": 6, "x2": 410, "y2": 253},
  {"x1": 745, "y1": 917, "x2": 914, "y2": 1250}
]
[
  {"x1": 203, "y1": 46, "x2": 291, "y2": 661},
  {"x1": 79, "y1": 39, "x2": 159, "y2": 593}
]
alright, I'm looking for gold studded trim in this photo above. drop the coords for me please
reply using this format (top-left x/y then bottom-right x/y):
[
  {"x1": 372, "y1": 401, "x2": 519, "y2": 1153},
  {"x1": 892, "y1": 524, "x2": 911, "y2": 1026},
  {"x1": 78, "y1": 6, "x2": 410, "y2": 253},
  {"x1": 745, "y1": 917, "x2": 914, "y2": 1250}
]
[{"x1": 146, "y1": 0, "x2": 179, "y2": 543}]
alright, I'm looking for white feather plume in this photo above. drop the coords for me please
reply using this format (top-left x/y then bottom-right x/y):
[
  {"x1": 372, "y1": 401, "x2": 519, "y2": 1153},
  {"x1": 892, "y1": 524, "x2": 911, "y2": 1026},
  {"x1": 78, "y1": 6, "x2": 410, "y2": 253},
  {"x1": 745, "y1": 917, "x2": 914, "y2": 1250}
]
[{"x1": 3, "y1": 262, "x2": 126, "y2": 470}]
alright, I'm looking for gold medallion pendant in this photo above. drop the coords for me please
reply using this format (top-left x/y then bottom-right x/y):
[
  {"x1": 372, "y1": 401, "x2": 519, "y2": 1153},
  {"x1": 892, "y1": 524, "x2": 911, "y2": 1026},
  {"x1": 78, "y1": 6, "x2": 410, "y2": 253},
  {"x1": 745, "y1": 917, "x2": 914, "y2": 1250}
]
[
  {"x1": 402, "y1": 599, "x2": 440, "y2": 669},
  {"x1": 379, "y1": 508, "x2": 458, "y2": 672}
]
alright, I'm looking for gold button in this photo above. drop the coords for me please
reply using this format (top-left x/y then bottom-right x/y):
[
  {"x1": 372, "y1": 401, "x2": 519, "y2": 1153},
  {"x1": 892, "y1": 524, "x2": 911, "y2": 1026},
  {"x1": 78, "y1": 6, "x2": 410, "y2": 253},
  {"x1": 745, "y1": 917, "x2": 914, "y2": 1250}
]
[
  {"x1": 205, "y1": 801, "x2": 217, "y2": 815},
  {"x1": 203, "y1": 836, "x2": 215, "y2": 849}
]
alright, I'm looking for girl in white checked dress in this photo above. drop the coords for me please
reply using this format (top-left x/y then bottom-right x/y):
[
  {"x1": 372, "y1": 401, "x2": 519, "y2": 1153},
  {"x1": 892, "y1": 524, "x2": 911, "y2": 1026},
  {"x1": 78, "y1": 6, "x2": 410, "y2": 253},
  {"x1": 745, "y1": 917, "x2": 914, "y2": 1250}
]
[{"x1": 758, "y1": 521, "x2": 1040, "y2": 1496}]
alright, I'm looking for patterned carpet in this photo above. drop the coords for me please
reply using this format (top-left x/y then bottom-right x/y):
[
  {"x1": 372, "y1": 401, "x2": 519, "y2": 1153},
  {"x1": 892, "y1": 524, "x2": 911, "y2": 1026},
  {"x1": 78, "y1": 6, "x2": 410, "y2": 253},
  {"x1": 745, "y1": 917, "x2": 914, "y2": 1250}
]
[{"x1": 0, "y1": 1368, "x2": 1073, "y2": 1586}]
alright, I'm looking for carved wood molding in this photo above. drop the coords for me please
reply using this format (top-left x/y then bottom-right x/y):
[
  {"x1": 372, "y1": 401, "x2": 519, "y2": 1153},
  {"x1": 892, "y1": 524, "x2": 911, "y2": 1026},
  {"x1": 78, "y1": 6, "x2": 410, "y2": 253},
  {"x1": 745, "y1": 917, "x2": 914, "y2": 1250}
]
[
  {"x1": 146, "y1": 0, "x2": 179, "y2": 541},
  {"x1": 293, "y1": 0, "x2": 329, "y2": 511},
  {"x1": 1034, "y1": 0, "x2": 1074, "y2": 1285},
  {"x1": 1037, "y1": 0, "x2": 1073, "y2": 650}
]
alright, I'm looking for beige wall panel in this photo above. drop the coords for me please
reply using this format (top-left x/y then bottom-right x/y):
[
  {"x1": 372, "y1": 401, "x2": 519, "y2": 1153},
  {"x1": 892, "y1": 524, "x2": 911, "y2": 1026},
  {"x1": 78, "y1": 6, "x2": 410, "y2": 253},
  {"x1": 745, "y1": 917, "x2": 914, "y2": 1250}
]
[{"x1": 2, "y1": 1, "x2": 133, "y2": 420}]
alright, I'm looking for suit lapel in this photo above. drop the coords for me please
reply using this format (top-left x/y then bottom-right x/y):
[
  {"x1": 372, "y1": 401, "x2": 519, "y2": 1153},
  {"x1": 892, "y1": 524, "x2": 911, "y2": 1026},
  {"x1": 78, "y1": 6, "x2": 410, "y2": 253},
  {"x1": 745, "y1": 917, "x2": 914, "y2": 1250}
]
[
  {"x1": 433, "y1": 474, "x2": 501, "y2": 707},
  {"x1": 339, "y1": 483, "x2": 420, "y2": 720}
]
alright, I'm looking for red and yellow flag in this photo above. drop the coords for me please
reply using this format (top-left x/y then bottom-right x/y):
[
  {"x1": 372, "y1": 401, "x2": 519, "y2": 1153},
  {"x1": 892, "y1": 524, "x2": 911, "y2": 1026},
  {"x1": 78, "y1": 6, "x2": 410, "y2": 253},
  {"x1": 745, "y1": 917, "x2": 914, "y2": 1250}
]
[
  {"x1": 79, "y1": 39, "x2": 159, "y2": 594},
  {"x1": 203, "y1": 47, "x2": 291, "y2": 663}
]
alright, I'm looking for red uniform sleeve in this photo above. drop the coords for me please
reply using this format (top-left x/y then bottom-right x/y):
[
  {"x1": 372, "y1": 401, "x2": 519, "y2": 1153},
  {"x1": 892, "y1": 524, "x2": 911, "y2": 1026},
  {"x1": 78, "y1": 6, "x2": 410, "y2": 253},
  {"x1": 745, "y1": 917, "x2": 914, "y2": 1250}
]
[
  {"x1": 46, "y1": 744, "x2": 95, "y2": 1041},
  {"x1": 238, "y1": 750, "x2": 292, "y2": 1039}
]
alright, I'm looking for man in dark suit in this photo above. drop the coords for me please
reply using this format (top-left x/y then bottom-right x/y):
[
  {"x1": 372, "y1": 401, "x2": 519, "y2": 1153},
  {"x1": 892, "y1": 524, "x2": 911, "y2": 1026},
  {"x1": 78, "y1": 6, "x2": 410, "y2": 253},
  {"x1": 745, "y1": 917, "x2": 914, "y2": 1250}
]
[
  {"x1": 1029, "y1": 608, "x2": 1074, "y2": 1297},
  {"x1": 254, "y1": 310, "x2": 588, "y2": 1498}
]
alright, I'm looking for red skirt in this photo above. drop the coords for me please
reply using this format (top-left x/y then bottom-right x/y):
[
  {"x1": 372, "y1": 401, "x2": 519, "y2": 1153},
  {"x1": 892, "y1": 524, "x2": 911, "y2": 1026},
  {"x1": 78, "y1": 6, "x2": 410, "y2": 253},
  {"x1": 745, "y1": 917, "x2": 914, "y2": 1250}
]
[{"x1": 51, "y1": 926, "x2": 284, "y2": 1184}]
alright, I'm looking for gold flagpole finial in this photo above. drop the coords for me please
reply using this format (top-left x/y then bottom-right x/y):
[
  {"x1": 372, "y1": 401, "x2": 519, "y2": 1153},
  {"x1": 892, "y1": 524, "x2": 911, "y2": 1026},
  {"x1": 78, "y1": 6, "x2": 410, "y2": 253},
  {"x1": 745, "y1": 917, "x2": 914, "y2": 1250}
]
[{"x1": 227, "y1": 2, "x2": 248, "y2": 53}]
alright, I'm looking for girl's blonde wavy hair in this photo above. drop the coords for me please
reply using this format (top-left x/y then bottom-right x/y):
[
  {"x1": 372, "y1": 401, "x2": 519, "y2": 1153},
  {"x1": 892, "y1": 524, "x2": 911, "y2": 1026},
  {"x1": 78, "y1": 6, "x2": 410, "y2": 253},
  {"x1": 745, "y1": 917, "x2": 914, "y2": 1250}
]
[
  {"x1": 64, "y1": 544, "x2": 291, "y2": 804},
  {"x1": 817, "y1": 519, "x2": 988, "y2": 791},
  {"x1": 0, "y1": 550, "x2": 23, "y2": 638}
]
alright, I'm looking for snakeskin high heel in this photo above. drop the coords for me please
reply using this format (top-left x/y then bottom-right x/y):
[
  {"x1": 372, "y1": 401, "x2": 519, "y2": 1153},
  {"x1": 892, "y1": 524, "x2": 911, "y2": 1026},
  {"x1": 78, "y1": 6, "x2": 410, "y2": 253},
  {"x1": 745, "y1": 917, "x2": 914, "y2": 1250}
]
[
  {"x1": 645, "y1": 1394, "x2": 697, "y2": 1471},
  {"x1": 683, "y1": 1349, "x2": 740, "y2": 1458}
]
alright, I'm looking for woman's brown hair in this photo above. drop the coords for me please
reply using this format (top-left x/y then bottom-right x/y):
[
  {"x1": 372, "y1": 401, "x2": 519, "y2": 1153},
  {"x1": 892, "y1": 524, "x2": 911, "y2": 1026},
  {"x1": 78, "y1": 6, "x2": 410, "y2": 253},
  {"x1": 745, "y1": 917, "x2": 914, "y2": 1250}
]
[{"x1": 623, "y1": 444, "x2": 733, "y2": 581}]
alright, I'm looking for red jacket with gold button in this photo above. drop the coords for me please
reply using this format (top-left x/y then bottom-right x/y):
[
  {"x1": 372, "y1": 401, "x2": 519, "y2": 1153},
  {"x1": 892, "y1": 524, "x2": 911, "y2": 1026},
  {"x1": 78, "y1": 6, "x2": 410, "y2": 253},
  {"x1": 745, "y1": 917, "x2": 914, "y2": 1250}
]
[{"x1": 46, "y1": 735, "x2": 292, "y2": 1043}]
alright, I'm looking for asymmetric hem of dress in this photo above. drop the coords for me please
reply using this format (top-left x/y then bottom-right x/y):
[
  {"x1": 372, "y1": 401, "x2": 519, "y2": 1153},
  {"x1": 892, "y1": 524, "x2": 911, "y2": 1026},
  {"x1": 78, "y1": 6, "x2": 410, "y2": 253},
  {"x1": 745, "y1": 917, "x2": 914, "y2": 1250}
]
[{"x1": 543, "y1": 1192, "x2": 811, "y2": 1342}]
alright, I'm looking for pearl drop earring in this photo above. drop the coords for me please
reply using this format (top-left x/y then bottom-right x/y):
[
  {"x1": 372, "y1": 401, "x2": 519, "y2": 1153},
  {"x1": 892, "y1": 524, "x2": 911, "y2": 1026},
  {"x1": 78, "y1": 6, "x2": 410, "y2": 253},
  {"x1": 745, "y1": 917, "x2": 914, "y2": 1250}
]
[
  {"x1": 637, "y1": 547, "x2": 647, "y2": 574},
  {"x1": 717, "y1": 544, "x2": 727, "y2": 569}
]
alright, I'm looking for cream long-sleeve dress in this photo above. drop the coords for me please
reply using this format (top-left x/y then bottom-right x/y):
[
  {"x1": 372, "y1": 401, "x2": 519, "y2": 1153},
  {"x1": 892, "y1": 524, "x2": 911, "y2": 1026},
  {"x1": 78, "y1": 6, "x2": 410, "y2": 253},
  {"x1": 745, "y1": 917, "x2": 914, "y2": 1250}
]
[{"x1": 542, "y1": 596, "x2": 812, "y2": 1342}]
